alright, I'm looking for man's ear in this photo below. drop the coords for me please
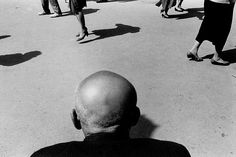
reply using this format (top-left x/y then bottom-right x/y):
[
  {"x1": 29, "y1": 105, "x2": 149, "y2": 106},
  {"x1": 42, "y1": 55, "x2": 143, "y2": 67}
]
[
  {"x1": 71, "y1": 109, "x2": 82, "y2": 130},
  {"x1": 130, "y1": 107, "x2": 140, "y2": 126}
]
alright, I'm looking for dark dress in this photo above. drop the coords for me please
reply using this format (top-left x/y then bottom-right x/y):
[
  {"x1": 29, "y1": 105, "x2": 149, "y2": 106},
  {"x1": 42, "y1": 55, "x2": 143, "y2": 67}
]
[
  {"x1": 196, "y1": 0, "x2": 235, "y2": 51},
  {"x1": 69, "y1": 0, "x2": 87, "y2": 14},
  {"x1": 160, "y1": 0, "x2": 176, "y2": 12},
  {"x1": 31, "y1": 133, "x2": 191, "y2": 157}
]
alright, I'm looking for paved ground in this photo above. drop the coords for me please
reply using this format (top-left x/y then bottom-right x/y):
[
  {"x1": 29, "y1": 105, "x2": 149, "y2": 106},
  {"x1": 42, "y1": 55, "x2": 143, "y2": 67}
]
[{"x1": 1, "y1": 0, "x2": 236, "y2": 157}]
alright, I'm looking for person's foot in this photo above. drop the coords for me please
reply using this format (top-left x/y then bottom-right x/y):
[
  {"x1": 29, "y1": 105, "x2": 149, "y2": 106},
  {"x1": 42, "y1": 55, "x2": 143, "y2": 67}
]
[
  {"x1": 38, "y1": 12, "x2": 51, "y2": 16},
  {"x1": 211, "y1": 57, "x2": 230, "y2": 66},
  {"x1": 161, "y1": 12, "x2": 169, "y2": 18},
  {"x1": 77, "y1": 28, "x2": 88, "y2": 41},
  {"x1": 174, "y1": 7, "x2": 184, "y2": 12},
  {"x1": 50, "y1": 13, "x2": 62, "y2": 18},
  {"x1": 187, "y1": 51, "x2": 203, "y2": 61},
  {"x1": 155, "y1": 1, "x2": 161, "y2": 7}
]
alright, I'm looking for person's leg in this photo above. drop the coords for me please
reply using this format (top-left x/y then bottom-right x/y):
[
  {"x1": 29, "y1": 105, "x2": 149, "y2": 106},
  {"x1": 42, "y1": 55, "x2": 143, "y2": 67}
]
[
  {"x1": 160, "y1": 0, "x2": 169, "y2": 18},
  {"x1": 49, "y1": 0, "x2": 62, "y2": 17},
  {"x1": 39, "y1": 0, "x2": 51, "y2": 15},
  {"x1": 187, "y1": 40, "x2": 203, "y2": 61},
  {"x1": 175, "y1": 0, "x2": 184, "y2": 11},
  {"x1": 189, "y1": 40, "x2": 202, "y2": 55},
  {"x1": 211, "y1": 44, "x2": 230, "y2": 65},
  {"x1": 76, "y1": 11, "x2": 88, "y2": 41}
]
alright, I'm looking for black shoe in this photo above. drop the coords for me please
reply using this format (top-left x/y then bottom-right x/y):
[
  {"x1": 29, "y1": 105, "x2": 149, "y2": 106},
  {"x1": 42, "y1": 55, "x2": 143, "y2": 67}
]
[
  {"x1": 187, "y1": 52, "x2": 203, "y2": 62},
  {"x1": 211, "y1": 58, "x2": 230, "y2": 66},
  {"x1": 155, "y1": 1, "x2": 161, "y2": 7}
]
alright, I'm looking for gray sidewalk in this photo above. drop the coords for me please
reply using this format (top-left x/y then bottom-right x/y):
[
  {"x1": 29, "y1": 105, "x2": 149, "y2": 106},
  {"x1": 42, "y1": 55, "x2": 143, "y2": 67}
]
[{"x1": 0, "y1": 0, "x2": 236, "y2": 157}]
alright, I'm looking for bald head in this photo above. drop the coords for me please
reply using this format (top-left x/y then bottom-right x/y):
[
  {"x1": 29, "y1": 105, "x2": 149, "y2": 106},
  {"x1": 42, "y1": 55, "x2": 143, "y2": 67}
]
[{"x1": 74, "y1": 71, "x2": 139, "y2": 135}]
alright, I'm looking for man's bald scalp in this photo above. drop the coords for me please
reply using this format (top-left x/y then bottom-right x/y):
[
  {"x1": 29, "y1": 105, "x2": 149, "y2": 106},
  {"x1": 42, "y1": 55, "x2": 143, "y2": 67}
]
[{"x1": 75, "y1": 71, "x2": 137, "y2": 129}]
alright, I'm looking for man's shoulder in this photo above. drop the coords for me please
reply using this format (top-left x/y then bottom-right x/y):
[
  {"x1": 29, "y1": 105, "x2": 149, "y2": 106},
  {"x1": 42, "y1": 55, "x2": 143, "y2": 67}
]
[
  {"x1": 30, "y1": 141, "x2": 83, "y2": 157},
  {"x1": 130, "y1": 138, "x2": 191, "y2": 157}
]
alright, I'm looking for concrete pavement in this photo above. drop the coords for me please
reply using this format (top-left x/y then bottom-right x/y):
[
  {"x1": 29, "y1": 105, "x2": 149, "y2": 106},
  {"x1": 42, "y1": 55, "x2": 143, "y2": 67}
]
[{"x1": 0, "y1": 0, "x2": 236, "y2": 157}]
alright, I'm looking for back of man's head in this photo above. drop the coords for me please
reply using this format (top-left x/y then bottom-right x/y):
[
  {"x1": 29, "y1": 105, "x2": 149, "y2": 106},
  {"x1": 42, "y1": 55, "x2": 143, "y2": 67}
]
[{"x1": 73, "y1": 71, "x2": 140, "y2": 136}]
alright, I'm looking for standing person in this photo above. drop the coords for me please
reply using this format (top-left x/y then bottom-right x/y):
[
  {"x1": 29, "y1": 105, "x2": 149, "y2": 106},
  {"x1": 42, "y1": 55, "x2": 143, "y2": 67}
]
[
  {"x1": 188, "y1": 0, "x2": 235, "y2": 65},
  {"x1": 31, "y1": 71, "x2": 191, "y2": 157},
  {"x1": 69, "y1": 0, "x2": 88, "y2": 41},
  {"x1": 155, "y1": 0, "x2": 184, "y2": 18},
  {"x1": 38, "y1": 0, "x2": 62, "y2": 18}
]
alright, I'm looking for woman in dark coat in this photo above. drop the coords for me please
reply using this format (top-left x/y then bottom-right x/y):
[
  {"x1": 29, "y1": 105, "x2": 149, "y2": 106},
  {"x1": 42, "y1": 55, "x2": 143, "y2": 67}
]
[
  {"x1": 188, "y1": 0, "x2": 235, "y2": 65},
  {"x1": 69, "y1": 0, "x2": 88, "y2": 41}
]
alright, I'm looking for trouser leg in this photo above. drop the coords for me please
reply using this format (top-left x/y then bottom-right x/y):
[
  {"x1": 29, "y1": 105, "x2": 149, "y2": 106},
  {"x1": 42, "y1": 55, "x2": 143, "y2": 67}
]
[
  {"x1": 49, "y1": 0, "x2": 62, "y2": 14},
  {"x1": 41, "y1": 0, "x2": 51, "y2": 13}
]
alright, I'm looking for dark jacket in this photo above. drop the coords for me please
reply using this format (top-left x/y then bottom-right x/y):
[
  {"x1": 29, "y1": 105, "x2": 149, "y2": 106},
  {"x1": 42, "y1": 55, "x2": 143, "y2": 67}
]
[{"x1": 31, "y1": 133, "x2": 191, "y2": 157}]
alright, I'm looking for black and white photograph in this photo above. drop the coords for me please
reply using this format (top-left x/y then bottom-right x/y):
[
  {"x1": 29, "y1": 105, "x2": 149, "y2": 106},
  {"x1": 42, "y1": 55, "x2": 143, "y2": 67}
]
[{"x1": 0, "y1": 0, "x2": 236, "y2": 157}]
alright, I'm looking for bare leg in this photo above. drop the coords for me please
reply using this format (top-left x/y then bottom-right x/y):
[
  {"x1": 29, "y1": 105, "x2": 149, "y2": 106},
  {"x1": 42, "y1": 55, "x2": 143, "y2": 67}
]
[
  {"x1": 187, "y1": 40, "x2": 203, "y2": 61},
  {"x1": 175, "y1": 0, "x2": 184, "y2": 12},
  {"x1": 176, "y1": 0, "x2": 183, "y2": 8},
  {"x1": 75, "y1": 11, "x2": 86, "y2": 32},
  {"x1": 76, "y1": 11, "x2": 88, "y2": 41},
  {"x1": 189, "y1": 40, "x2": 201, "y2": 55}
]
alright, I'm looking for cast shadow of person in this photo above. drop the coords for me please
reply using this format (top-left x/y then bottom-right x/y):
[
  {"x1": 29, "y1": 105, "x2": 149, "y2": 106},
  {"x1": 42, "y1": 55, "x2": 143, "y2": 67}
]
[
  {"x1": 79, "y1": 23, "x2": 140, "y2": 44},
  {"x1": 169, "y1": 7, "x2": 204, "y2": 20},
  {"x1": 0, "y1": 35, "x2": 11, "y2": 40},
  {"x1": 0, "y1": 51, "x2": 41, "y2": 66},
  {"x1": 130, "y1": 115, "x2": 159, "y2": 138},
  {"x1": 61, "y1": 8, "x2": 99, "y2": 17},
  {"x1": 202, "y1": 48, "x2": 236, "y2": 65}
]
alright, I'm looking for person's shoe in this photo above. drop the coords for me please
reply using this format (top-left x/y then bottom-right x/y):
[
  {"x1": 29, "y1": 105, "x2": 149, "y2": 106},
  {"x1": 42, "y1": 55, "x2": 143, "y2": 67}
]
[
  {"x1": 96, "y1": 0, "x2": 107, "y2": 3},
  {"x1": 161, "y1": 12, "x2": 169, "y2": 18},
  {"x1": 77, "y1": 29, "x2": 88, "y2": 41},
  {"x1": 187, "y1": 52, "x2": 203, "y2": 62},
  {"x1": 38, "y1": 12, "x2": 51, "y2": 16},
  {"x1": 211, "y1": 58, "x2": 230, "y2": 66},
  {"x1": 174, "y1": 7, "x2": 184, "y2": 12},
  {"x1": 155, "y1": 1, "x2": 161, "y2": 7},
  {"x1": 50, "y1": 13, "x2": 62, "y2": 18}
]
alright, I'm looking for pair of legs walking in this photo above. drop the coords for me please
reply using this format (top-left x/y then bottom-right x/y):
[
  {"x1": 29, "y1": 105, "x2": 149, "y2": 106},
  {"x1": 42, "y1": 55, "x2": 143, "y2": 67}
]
[
  {"x1": 189, "y1": 40, "x2": 229, "y2": 64},
  {"x1": 69, "y1": 0, "x2": 88, "y2": 41},
  {"x1": 75, "y1": 12, "x2": 88, "y2": 41},
  {"x1": 156, "y1": 0, "x2": 184, "y2": 18},
  {"x1": 40, "y1": 0, "x2": 62, "y2": 17},
  {"x1": 188, "y1": 0, "x2": 234, "y2": 65}
]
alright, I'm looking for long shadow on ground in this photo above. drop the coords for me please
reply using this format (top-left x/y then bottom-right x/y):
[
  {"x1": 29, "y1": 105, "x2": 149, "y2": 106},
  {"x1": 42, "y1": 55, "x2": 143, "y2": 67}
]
[
  {"x1": 168, "y1": 7, "x2": 204, "y2": 20},
  {"x1": 79, "y1": 23, "x2": 140, "y2": 44},
  {"x1": 130, "y1": 115, "x2": 159, "y2": 138},
  {"x1": 0, "y1": 51, "x2": 41, "y2": 66},
  {"x1": 0, "y1": 35, "x2": 11, "y2": 40}
]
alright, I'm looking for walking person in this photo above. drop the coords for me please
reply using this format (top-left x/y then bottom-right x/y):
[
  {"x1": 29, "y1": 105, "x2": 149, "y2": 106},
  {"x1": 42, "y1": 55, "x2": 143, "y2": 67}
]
[
  {"x1": 188, "y1": 0, "x2": 235, "y2": 65},
  {"x1": 38, "y1": 0, "x2": 62, "y2": 18},
  {"x1": 68, "y1": 0, "x2": 88, "y2": 41},
  {"x1": 155, "y1": 0, "x2": 184, "y2": 18}
]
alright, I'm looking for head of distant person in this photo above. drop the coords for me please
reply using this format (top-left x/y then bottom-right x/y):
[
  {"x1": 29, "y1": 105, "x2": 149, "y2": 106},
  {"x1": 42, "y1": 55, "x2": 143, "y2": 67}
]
[{"x1": 71, "y1": 71, "x2": 140, "y2": 137}]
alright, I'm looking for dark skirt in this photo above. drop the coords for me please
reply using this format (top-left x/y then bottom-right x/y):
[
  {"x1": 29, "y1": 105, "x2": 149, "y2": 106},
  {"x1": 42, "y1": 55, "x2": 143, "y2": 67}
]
[
  {"x1": 196, "y1": 0, "x2": 234, "y2": 50},
  {"x1": 69, "y1": 0, "x2": 87, "y2": 14},
  {"x1": 161, "y1": 0, "x2": 176, "y2": 12}
]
